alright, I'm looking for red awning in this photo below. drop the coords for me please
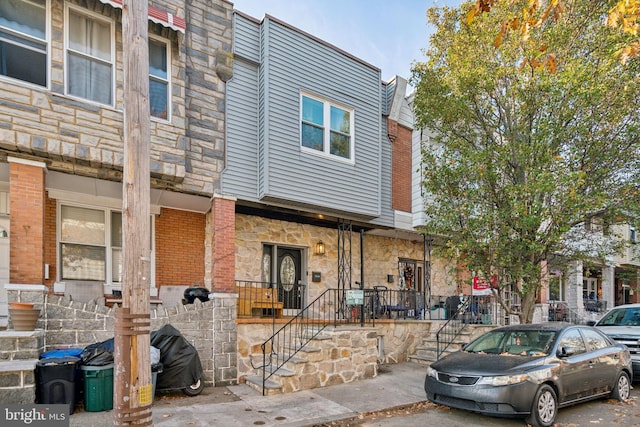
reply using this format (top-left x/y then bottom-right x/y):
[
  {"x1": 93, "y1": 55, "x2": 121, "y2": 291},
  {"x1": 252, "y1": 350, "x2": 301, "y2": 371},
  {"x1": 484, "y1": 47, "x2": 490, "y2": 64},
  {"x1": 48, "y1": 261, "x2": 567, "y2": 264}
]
[{"x1": 97, "y1": 0, "x2": 186, "y2": 34}]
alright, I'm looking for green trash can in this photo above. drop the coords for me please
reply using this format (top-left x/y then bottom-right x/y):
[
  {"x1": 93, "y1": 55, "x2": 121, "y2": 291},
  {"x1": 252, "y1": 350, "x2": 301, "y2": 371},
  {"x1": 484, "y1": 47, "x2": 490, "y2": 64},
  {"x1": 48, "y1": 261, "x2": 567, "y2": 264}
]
[{"x1": 81, "y1": 363, "x2": 113, "y2": 412}]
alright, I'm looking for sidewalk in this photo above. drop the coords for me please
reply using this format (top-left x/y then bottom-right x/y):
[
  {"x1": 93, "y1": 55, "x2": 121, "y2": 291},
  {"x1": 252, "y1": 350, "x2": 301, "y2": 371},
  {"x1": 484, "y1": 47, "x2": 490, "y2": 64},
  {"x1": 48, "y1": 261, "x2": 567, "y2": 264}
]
[{"x1": 70, "y1": 362, "x2": 427, "y2": 426}]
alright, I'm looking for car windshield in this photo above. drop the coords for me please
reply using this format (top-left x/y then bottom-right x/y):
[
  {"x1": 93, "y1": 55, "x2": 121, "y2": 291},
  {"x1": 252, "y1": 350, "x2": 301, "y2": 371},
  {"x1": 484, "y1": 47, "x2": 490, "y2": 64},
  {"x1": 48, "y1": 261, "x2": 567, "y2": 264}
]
[
  {"x1": 597, "y1": 307, "x2": 640, "y2": 326},
  {"x1": 464, "y1": 329, "x2": 557, "y2": 356}
]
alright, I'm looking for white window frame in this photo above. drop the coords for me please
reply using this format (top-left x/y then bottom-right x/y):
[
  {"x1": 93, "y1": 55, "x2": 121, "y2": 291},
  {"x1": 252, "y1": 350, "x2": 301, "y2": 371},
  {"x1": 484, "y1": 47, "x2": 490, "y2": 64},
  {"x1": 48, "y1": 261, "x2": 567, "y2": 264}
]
[
  {"x1": 64, "y1": 4, "x2": 115, "y2": 106},
  {"x1": 57, "y1": 201, "x2": 155, "y2": 291},
  {"x1": 300, "y1": 92, "x2": 355, "y2": 163},
  {"x1": 149, "y1": 34, "x2": 171, "y2": 121},
  {"x1": 0, "y1": 0, "x2": 50, "y2": 88}
]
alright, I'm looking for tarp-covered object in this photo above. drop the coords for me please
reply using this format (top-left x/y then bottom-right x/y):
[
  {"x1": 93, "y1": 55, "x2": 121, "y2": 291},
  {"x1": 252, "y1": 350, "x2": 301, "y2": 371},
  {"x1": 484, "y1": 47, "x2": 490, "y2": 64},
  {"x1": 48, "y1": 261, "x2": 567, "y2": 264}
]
[
  {"x1": 150, "y1": 324, "x2": 203, "y2": 391},
  {"x1": 81, "y1": 338, "x2": 114, "y2": 366}
]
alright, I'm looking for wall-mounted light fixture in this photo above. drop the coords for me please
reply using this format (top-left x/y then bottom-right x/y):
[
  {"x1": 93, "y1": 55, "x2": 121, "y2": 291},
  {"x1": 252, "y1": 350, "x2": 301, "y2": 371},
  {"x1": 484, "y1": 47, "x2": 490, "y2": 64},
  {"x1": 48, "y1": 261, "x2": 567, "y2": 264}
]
[{"x1": 314, "y1": 240, "x2": 326, "y2": 256}]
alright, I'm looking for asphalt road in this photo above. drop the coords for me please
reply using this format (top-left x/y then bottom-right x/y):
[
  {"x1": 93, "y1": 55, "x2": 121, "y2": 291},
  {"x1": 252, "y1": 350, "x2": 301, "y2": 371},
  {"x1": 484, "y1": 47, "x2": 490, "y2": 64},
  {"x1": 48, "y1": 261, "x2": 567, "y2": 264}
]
[{"x1": 342, "y1": 385, "x2": 640, "y2": 427}]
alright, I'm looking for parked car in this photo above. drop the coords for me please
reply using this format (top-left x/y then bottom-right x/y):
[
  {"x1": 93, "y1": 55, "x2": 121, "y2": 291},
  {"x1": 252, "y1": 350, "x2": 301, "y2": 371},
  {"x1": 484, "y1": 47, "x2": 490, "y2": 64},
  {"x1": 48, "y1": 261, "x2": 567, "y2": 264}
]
[
  {"x1": 590, "y1": 303, "x2": 640, "y2": 380},
  {"x1": 425, "y1": 323, "x2": 632, "y2": 427}
]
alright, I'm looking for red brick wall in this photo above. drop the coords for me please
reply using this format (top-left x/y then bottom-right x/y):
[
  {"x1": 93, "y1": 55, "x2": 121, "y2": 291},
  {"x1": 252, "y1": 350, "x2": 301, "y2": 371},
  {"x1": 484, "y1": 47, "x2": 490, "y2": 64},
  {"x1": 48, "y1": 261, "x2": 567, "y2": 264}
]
[
  {"x1": 211, "y1": 196, "x2": 235, "y2": 293},
  {"x1": 9, "y1": 161, "x2": 45, "y2": 284},
  {"x1": 44, "y1": 195, "x2": 57, "y2": 291},
  {"x1": 42, "y1": 201, "x2": 206, "y2": 292},
  {"x1": 155, "y1": 208, "x2": 206, "y2": 287},
  {"x1": 390, "y1": 119, "x2": 412, "y2": 213}
]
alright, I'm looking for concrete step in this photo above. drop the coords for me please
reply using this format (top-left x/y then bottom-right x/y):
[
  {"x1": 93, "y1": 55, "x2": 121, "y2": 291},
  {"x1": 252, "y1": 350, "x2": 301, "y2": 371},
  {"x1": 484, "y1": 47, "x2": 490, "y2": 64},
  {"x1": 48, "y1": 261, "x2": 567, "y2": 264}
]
[
  {"x1": 0, "y1": 359, "x2": 38, "y2": 404},
  {"x1": 408, "y1": 354, "x2": 435, "y2": 365},
  {"x1": 244, "y1": 374, "x2": 283, "y2": 396}
]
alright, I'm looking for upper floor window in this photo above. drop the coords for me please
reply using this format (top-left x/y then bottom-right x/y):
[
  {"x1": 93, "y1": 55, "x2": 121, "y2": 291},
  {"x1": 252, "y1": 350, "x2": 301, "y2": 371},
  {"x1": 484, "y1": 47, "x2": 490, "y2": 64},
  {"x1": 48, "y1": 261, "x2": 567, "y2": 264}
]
[
  {"x1": 630, "y1": 226, "x2": 636, "y2": 244},
  {"x1": 301, "y1": 93, "x2": 354, "y2": 161},
  {"x1": 0, "y1": 0, "x2": 47, "y2": 87},
  {"x1": 66, "y1": 7, "x2": 113, "y2": 105},
  {"x1": 149, "y1": 37, "x2": 169, "y2": 120}
]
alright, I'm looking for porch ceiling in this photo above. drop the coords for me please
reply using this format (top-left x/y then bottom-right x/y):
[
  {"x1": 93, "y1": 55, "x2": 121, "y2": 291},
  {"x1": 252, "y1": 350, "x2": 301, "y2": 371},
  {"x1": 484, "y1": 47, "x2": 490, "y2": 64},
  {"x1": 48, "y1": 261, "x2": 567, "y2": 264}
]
[{"x1": 46, "y1": 171, "x2": 212, "y2": 213}]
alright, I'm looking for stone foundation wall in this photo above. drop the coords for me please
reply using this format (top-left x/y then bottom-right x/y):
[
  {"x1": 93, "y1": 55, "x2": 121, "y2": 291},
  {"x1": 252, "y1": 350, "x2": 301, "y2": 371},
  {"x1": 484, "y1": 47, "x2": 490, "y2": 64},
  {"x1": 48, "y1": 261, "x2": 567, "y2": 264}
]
[
  {"x1": 237, "y1": 320, "x2": 438, "y2": 384},
  {"x1": 6, "y1": 285, "x2": 238, "y2": 389},
  {"x1": 375, "y1": 321, "x2": 434, "y2": 364},
  {"x1": 237, "y1": 323, "x2": 378, "y2": 392}
]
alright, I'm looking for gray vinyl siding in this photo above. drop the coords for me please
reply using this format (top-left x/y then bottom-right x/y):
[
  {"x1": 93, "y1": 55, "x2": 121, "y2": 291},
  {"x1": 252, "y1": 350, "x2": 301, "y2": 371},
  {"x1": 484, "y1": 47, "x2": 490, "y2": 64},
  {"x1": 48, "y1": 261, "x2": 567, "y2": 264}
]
[
  {"x1": 227, "y1": 13, "x2": 393, "y2": 220},
  {"x1": 370, "y1": 106, "x2": 394, "y2": 227},
  {"x1": 233, "y1": 13, "x2": 260, "y2": 63},
  {"x1": 382, "y1": 80, "x2": 393, "y2": 116},
  {"x1": 260, "y1": 18, "x2": 382, "y2": 218},
  {"x1": 222, "y1": 57, "x2": 260, "y2": 199}
]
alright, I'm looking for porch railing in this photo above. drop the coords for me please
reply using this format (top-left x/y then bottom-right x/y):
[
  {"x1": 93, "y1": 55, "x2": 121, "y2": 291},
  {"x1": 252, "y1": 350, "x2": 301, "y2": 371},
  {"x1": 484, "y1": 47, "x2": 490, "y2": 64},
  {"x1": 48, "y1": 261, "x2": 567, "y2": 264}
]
[
  {"x1": 548, "y1": 300, "x2": 590, "y2": 324},
  {"x1": 258, "y1": 288, "x2": 335, "y2": 395},
  {"x1": 235, "y1": 280, "x2": 281, "y2": 318},
  {"x1": 435, "y1": 295, "x2": 471, "y2": 360},
  {"x1": 255, "y1": 286, "x2": 427, "y2": 394}
]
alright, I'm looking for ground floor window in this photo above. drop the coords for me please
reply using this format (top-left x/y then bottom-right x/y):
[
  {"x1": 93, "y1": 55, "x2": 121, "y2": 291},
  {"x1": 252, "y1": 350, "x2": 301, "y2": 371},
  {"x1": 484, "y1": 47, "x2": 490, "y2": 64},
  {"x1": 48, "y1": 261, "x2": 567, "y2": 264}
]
[{"x1": 58, "y1": 203, "x2": 153, "y2": 286}]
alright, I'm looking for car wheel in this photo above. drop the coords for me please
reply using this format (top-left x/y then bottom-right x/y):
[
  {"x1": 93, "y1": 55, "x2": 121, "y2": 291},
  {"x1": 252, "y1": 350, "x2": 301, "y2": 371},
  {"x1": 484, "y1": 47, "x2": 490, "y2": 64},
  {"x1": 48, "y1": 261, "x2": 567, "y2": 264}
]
[
  {"x1": 611, "y1": 371, "x2": 631, "y2": 402},
  {"x1": 182, "y1": 378, "x2": 204, "y2": 396},
  {"x1": 526, "y1": 384, "x2": 558, "y2": 427}
]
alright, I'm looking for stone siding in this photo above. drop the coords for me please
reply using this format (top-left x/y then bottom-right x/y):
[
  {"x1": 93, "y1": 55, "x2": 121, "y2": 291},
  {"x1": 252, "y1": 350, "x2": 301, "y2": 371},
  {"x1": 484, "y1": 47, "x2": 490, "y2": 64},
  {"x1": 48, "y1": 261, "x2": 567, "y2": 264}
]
[
  {"x1": 237, "y1": 323, "x2": 378, "y2": 393},
  {"x1": 6, "y1": 285, "x2": 238, "y2": 389},
  {"x1": 375, "y1": 321, "x2": 434, "y2": 364},
  {"x1": 237, "y1": 320, "x2": 436, "y2": 385},
  {"x1": 235, "y1": 213, "x2": 457, "y2": 300},
  {"x1": 0, "y1": 0, "x2": 233, "y2": 196}
]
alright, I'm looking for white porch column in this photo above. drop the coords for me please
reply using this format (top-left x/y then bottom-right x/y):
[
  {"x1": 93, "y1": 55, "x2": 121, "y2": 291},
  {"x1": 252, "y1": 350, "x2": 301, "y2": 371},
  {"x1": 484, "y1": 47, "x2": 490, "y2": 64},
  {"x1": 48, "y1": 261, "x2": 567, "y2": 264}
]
[
  {"x1": 566, "y1": 260, "x2": 584, "y2": 311},
  {"x1": 601, "y1": 265, "x2": 615, "y2": 312}
]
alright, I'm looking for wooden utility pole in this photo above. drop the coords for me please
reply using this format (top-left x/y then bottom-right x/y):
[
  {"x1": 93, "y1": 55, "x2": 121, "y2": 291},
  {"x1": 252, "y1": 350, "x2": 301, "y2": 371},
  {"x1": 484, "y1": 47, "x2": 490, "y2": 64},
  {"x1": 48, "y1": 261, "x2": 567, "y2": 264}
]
[{"x1": 114, "y1": 0, "x2": 152, "y2": 425}]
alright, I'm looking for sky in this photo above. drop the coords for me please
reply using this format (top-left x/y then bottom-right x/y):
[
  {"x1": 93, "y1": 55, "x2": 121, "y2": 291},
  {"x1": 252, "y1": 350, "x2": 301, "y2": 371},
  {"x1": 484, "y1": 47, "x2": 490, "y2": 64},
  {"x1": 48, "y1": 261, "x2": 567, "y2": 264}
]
[{"x1": 230, "y1": 0, "x2": 465, "y2": 83}]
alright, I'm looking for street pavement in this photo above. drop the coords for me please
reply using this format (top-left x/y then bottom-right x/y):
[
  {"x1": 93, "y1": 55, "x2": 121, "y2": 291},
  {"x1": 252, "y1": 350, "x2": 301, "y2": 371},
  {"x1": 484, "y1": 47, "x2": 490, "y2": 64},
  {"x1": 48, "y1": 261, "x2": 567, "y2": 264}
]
[
  {"x1": 70, "y1": 362, "x2": 428, "y2": 427},
  {"x1": 69, "y1": 361, "x2": 639, "y2": 426}
]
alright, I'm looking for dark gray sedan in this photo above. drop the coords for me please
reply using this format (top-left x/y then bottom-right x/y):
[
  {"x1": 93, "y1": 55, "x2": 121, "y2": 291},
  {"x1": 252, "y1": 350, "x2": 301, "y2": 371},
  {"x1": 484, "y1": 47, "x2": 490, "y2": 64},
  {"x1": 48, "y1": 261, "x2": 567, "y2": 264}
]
[{"x1": 425, "y1": 323, "x2": 632, "y2": 427}]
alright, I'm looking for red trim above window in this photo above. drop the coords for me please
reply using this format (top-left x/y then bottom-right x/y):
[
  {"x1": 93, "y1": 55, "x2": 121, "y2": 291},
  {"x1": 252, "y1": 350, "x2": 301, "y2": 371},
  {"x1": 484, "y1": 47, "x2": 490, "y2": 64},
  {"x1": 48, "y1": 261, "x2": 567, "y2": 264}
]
[{"x1": 97, "y1": 0, "x2": 186, "y2": 34}]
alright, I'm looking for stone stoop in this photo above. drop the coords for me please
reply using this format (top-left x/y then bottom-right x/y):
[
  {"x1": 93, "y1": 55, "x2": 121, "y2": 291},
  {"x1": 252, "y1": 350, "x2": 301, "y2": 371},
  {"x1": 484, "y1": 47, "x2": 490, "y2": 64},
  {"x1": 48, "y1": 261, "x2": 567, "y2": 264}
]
[
  {"x1": 409, "y1": 324, "x2": 495, "y2": 365},
  {"x1": 0, "y1": 330, "x2": 45, "y2": 404},
  {"x1": 244, "y1": 326, "x2": 378, "y2": 395},
  {"x1": 409, "y1": 329, "x2": 474, "y2": 364},
  {"x1": 243, "y1": 339, "x2": 326, "y2": 395}
]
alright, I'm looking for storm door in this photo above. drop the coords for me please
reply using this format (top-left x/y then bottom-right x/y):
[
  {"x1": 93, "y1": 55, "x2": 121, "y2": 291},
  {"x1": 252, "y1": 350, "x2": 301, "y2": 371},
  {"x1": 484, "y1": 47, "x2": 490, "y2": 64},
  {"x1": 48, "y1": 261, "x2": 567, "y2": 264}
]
[{"x1": 277, "y1": 247, "x2": 304, "y2": 313}]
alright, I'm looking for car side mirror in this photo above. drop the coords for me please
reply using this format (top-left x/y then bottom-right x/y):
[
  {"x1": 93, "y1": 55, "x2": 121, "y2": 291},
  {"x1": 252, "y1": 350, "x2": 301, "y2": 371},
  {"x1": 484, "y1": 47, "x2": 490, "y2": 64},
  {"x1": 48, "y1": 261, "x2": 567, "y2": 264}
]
[
  {"x1": 557, "y1": 346, "x2": 575, "y2": 358},
  {"x1": 586, "y1": 320, "x2": 596, "y2": 326}
]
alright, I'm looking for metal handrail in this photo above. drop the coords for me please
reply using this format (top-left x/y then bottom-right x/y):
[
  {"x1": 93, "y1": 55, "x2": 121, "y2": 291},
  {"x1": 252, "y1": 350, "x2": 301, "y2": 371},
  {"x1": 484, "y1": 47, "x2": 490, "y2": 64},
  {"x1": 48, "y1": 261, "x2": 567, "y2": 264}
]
[
  {"x1": 258, "y1": 289, "x2": 336, "y2": 395},
  {"x1": 256, "y1": 287, "x2": 426, "y2": 394},
  {"x1": 435, "y1": 295, "x2": 470, "y2": 360}
]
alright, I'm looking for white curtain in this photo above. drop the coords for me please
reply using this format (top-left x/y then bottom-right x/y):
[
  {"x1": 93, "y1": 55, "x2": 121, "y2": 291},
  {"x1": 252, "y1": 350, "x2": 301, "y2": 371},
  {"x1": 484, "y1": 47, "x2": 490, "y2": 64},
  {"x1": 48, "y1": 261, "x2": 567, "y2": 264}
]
[{"x1": 68, "y1": 11, "x2": 111, "y2": 104}]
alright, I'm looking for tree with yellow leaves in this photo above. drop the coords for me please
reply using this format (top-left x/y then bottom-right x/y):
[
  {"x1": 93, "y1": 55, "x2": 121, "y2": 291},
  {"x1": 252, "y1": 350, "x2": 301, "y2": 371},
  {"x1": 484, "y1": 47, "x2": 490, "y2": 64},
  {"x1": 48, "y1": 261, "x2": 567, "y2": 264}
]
[
  {"x1": 412, "y1": 0, "x2": 640, "y2": 323},
  {"x1": 470, "y1": 0, "x2": 640, "y2": 64}
]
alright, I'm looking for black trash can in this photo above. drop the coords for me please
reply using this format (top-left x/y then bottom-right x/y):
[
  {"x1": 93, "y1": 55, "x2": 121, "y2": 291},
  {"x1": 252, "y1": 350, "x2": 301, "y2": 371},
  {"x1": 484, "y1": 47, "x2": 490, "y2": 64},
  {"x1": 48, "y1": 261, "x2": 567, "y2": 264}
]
[{"x1": 35, "y1": 356, "x2": 81, "y2": 414}]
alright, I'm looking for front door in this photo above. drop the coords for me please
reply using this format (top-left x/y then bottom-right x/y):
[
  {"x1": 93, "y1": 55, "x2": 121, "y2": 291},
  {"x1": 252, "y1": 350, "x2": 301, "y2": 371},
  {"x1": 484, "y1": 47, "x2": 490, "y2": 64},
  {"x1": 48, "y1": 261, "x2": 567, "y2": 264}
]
[{"x1": 277, "y1": 247, "x2": 303, "y2": 314}]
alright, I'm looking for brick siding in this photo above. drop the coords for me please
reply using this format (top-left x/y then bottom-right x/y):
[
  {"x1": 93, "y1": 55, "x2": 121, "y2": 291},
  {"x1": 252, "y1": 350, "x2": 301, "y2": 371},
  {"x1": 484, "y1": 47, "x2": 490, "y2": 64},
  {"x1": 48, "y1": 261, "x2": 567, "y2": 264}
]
[
  {"x1": 211, "y1": 196, "x2": 236, "y2": 292},
  {"x1": 9, "y1": 161, "x2": 45, "y2": 284},
  {"x1": 44, "y1": 195, "x2": 57, "y2": 291},
  {"x1": 155, "y1": 208, "x2": 206, "y2": 287},
  {"x1": 390, "y1": 121, "x2": 413, "y2": 213}
]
